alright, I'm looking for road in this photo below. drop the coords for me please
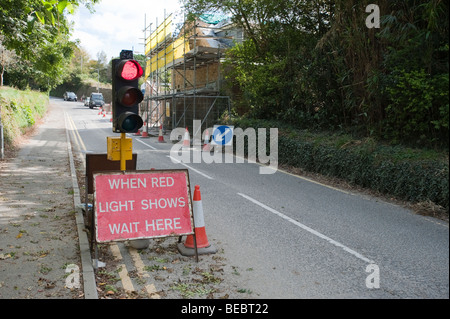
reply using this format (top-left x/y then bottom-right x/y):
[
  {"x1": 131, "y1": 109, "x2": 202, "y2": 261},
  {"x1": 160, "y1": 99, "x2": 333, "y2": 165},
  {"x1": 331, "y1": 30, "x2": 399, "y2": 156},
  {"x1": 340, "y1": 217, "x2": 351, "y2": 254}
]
[{"x1": 62, "y1": 98, "x2": 448, "y2": 299}]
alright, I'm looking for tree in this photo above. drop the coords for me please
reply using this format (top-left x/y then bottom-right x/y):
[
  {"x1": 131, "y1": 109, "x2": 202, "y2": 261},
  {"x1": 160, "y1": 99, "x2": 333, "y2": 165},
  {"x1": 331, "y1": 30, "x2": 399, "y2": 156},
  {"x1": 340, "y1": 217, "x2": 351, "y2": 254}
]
[
  {"x1": 0, "y1": 36, "x2": 18, "y2": 87},
  {"x1": 183, "y1": 0, "x2": 331, "y2": 56},
  {"x1": 377, "y1": 0, "x2": 449, "y2": 144},
  {"x1": 0, "y1": 0, "x2": 99, "y2": 90},
  {"x1": 94, "y1": 51, "x2": 111, "y2": 84},
  {"x1": 183, "y1": 0, "x2": 448, "y2": 146},
  {"x1": 183, "y1": 0, "x2": 333, "y2": 118},
  {"x1": 70, "y1": 45, "x2": 92, "y2": 74}
]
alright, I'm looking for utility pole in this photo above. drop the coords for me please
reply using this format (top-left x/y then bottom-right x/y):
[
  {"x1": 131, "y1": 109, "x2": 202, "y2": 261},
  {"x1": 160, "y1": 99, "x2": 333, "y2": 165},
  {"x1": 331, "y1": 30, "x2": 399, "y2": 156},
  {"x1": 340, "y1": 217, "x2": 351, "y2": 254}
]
[{"x1": 1, "y1": 104, "x2": 4, "y2": 159}]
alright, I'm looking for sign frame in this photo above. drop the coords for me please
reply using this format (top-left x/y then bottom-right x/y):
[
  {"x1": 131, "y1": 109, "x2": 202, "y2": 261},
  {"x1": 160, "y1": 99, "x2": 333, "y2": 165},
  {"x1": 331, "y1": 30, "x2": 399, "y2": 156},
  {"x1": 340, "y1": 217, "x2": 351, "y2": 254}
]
[{"x1": 93, "y1": 169, "x2": 195, "y2": 243}]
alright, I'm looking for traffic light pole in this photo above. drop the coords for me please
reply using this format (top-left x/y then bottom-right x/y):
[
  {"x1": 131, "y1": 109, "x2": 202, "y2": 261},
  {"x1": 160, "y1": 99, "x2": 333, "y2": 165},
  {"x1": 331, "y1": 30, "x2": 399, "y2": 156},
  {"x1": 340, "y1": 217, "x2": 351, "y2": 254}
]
[{"x1": 120, "y1": 133, "x2": 127, "y2": 171}]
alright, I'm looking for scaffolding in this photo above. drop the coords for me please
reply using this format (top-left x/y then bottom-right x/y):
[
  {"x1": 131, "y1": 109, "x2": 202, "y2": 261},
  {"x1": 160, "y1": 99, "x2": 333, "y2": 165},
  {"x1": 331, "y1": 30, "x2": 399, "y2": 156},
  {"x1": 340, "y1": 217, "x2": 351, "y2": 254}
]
[{"x1": 142, "y1": 11, "x2": 241, "y2": 135}]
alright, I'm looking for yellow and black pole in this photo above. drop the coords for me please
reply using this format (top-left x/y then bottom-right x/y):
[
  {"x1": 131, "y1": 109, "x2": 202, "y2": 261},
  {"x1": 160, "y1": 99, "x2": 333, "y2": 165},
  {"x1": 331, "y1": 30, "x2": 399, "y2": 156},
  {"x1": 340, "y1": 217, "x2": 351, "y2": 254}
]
[
  {"x1": 107, "y1": 134, "x2": 132, "y2": 169},
  {"x1": 120, "y1": 132, "x2": 127, "y2": 171}
]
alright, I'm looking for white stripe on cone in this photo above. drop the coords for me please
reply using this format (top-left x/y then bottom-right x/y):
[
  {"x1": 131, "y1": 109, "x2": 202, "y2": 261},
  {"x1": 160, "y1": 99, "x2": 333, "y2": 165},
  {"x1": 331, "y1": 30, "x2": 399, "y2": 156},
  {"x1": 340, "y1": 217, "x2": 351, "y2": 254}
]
[
  {"x1": 184, "y1": 185, "x2": 211, "y2": 248},
  {"x1": 193, "y1": 199, "x2": 205, "y2": 228},
  {"x1": 183, "y1": 127, "x2": 190, "y2": 147}
]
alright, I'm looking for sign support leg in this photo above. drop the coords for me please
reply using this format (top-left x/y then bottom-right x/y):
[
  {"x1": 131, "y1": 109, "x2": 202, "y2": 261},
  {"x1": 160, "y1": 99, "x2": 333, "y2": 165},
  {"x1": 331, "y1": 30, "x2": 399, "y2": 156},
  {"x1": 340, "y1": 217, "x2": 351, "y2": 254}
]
[
  {"x1": 86, "y1": 176, "x2": 94, "y2": 252},
  {"x1": 193, "y1": 229, "x2": 199, "y2": 263},
  {"x1": 92, "y1": 201, "x2": 100, "y2": 270},
  {"x1": 191, "y1": 191, "x2": 199, "y2": 263}
]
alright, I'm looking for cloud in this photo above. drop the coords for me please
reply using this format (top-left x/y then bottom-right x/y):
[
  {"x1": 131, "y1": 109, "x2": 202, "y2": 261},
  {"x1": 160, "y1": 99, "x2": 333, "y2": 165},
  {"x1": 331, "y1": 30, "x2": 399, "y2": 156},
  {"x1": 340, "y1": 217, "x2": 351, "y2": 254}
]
[{"x1": 69, "y1": 0, "x2": 183, "y2": 60}]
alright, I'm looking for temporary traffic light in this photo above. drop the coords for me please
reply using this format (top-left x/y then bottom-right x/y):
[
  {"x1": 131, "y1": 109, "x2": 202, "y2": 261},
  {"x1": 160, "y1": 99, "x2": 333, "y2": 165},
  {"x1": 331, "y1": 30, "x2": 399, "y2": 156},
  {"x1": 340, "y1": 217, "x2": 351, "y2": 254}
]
[{"x1": 112, "y1": 50, "x2": 144, "y2": 133}]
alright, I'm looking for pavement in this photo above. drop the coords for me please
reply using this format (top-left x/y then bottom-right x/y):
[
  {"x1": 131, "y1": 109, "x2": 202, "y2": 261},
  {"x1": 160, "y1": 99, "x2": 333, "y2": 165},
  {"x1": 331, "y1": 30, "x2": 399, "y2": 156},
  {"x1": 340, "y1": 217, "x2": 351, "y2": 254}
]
[{"x1": 0, "y1": 101, "x2": 96, "y2": 299}]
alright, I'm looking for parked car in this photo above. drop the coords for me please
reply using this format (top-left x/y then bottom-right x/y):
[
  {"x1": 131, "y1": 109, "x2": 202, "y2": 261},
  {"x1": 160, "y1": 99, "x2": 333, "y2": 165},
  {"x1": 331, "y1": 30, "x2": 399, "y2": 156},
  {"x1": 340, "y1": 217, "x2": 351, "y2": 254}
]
[
  {"x1": 64, "y1": 91, "x2": 77, "y2": 101},
  {"x1": 84, "y1": 97, "x2": 90, "y2": 107},
  {"x1": 88, "y1": 93, "x2": 105, "y2": 109}
]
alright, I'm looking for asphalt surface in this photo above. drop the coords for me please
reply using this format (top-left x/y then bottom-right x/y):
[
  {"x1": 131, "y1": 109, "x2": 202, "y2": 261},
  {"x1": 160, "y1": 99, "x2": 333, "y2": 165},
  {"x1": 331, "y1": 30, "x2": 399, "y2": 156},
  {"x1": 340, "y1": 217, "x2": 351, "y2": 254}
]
[
  {"x1": 1, "y1": 98, "x2": 448, "y2": 300},
  {"x1": 64, "y1": 99, "x2": 449, "y2": 299}
]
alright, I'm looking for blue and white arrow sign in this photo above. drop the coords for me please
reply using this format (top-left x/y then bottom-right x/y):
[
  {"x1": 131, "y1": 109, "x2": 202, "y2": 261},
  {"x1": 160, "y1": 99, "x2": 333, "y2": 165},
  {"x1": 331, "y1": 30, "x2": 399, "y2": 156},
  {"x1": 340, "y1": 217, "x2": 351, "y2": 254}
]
[{"x1": 211, "y1": 125, "x2": 234, "y2": 146}]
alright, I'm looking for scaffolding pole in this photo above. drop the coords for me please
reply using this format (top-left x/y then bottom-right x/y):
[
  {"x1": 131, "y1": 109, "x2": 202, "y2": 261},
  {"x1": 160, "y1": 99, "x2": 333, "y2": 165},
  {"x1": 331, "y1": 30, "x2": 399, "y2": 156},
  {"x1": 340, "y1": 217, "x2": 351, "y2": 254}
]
[{"x1": 143, "y1": 11, "x2": 233, "y2": 134}]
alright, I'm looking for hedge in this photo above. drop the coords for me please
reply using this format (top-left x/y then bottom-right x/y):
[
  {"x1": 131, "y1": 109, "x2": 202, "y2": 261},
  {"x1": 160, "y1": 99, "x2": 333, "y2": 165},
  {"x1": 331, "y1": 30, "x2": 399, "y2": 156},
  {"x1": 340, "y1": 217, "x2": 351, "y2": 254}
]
[{"x1": 0, "y1": 87, "x2": 48, "y2": 147}]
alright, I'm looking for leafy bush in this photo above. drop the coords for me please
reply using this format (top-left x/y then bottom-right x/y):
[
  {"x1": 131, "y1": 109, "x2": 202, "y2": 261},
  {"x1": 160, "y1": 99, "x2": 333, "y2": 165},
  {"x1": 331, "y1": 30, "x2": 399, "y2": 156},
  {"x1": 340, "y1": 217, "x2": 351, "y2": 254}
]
[
  {"x1": 384, "y1": 69, "x2": 449, "y2": 144},
  {"x1": 0, "y1": 87, "x2": 48, "y2": 146},
  {"x1": 212, "y1": 0, "x2": 449, "y2": 147}
]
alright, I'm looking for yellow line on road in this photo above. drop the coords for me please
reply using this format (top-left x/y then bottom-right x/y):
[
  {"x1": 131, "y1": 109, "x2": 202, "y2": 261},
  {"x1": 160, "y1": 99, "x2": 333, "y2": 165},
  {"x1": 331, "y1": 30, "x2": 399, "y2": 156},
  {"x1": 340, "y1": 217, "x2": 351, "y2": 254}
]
[
  {"x1": 68, "y1": 115, "x2": 87, "y2": 149},
  {"x1": 110, "y1": 243, "x2": 135, "y2": 293},
  {"x1": 128, "y1": 247, "x2": 161, "y2": 299},
  {"x1": 65, "y1": 112, "x2": 87, "y2": 167},
  {"x1": 65, "y1": 111, "x2": 139, "y2": 295}
]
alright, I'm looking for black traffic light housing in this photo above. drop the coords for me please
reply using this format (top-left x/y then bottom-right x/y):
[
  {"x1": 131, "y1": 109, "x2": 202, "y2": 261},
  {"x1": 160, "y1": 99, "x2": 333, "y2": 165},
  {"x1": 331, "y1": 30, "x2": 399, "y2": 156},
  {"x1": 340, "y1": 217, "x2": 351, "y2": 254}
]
[{"x1": 112, "y1": 50, "x2": 144, "y2": 133}]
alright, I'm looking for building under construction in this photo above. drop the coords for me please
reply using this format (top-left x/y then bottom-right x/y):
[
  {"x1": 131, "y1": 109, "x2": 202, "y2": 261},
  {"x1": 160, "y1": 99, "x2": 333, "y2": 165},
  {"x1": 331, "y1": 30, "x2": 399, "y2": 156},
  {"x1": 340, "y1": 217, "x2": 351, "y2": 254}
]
[{"x1": 141, "y1": 11, "x2": 243, "y2": 135}]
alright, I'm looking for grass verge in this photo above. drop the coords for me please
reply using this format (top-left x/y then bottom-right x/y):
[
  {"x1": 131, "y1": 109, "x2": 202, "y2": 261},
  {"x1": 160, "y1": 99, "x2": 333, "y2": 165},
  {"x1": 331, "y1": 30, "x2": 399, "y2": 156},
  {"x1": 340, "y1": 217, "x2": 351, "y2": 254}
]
[{"x1": 0, "y1": 86, "x2": 49, "y2": 154}]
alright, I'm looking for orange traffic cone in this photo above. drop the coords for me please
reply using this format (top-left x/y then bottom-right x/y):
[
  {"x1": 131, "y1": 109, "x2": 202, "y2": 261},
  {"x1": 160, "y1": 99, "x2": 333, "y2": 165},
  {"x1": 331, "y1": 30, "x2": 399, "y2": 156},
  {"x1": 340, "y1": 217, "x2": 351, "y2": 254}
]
[
  {"x1": 157, "y1": 125, "x2": 165, "y2": 143},
  {"x1": 202, "y1": 129, "x2": 211, "y2": 152},
  {"x1": 182, "y1": 127, "x2": 190, "y2": 148},
  {"x1": 98, "y1": 107, "x2": 103, "y2": 115},
  {"x1": 178, "y1": 185, "x2": 217, "y2": 256},
  {"x1": 141, "y1": 124, "x2": 149, "y2": 138},
  {"x1": 135, "y1": 129, "x2": 141, "y2": 136}
]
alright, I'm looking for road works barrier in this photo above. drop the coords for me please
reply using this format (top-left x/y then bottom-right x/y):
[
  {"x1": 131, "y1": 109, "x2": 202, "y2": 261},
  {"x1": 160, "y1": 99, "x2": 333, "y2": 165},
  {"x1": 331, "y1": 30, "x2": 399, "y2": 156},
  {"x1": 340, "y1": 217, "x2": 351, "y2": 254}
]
[{"x1": 94, "y1": 170, "x2": 194, "y2": 243}]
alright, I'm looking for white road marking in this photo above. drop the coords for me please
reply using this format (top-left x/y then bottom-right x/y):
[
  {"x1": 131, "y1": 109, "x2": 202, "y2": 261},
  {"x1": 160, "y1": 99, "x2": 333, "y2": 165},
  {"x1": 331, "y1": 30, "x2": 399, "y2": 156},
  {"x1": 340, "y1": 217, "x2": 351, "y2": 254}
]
[
  {"x1": 129, "y1": 134, "x2": 214, "y2": 180},
  {"x1": 131, "y1": 136, "x2": 157, "y2": 150},
  {"x1": 237, "y1": 192, "x2": 375, "y2": 264},
  {"x1": 167, "y1": 155, "x2": 214, "y2": 180}
]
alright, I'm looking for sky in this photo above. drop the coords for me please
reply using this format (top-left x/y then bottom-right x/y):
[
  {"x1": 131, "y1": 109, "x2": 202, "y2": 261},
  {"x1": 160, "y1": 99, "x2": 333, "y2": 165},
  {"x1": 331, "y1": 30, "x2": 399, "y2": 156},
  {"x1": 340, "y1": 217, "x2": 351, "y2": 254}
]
[{"x1": 69, "y1": 0, "x2": 184, "y2": 60}]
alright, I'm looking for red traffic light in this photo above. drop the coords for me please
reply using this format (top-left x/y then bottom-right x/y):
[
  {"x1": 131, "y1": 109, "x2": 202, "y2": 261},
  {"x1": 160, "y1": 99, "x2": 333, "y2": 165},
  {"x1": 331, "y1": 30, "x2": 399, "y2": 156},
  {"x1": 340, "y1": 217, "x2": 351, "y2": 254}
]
[
  {"x1": 117, "y1": 86, "x2": 143, "y2": 106},
  {"x1": 117, "y1": 60, "x2": 143, "y2": 81},
  {"x1": 112, "y1": 54, "x2": 144, "y2": 133}
]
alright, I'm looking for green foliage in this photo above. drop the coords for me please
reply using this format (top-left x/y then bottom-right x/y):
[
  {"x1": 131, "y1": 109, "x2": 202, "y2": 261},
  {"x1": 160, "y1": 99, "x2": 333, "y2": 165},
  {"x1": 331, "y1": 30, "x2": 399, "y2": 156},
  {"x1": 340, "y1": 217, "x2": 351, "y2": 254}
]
[
  {"x1": 225, "y1": 42, "x2": 286, "y2": 118},
  {"x1": 384, "y1": 69, "x2": 449, "y2": 144},
  {"x1": 185, "y1": 0, "x2": 449, "y2": 147},
  {"x1": 0, "y1": 0, "x2": 99, "y2": 91},
  {"x1": 0, "y1": 87, "x2": 48, "y2": 145}
]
